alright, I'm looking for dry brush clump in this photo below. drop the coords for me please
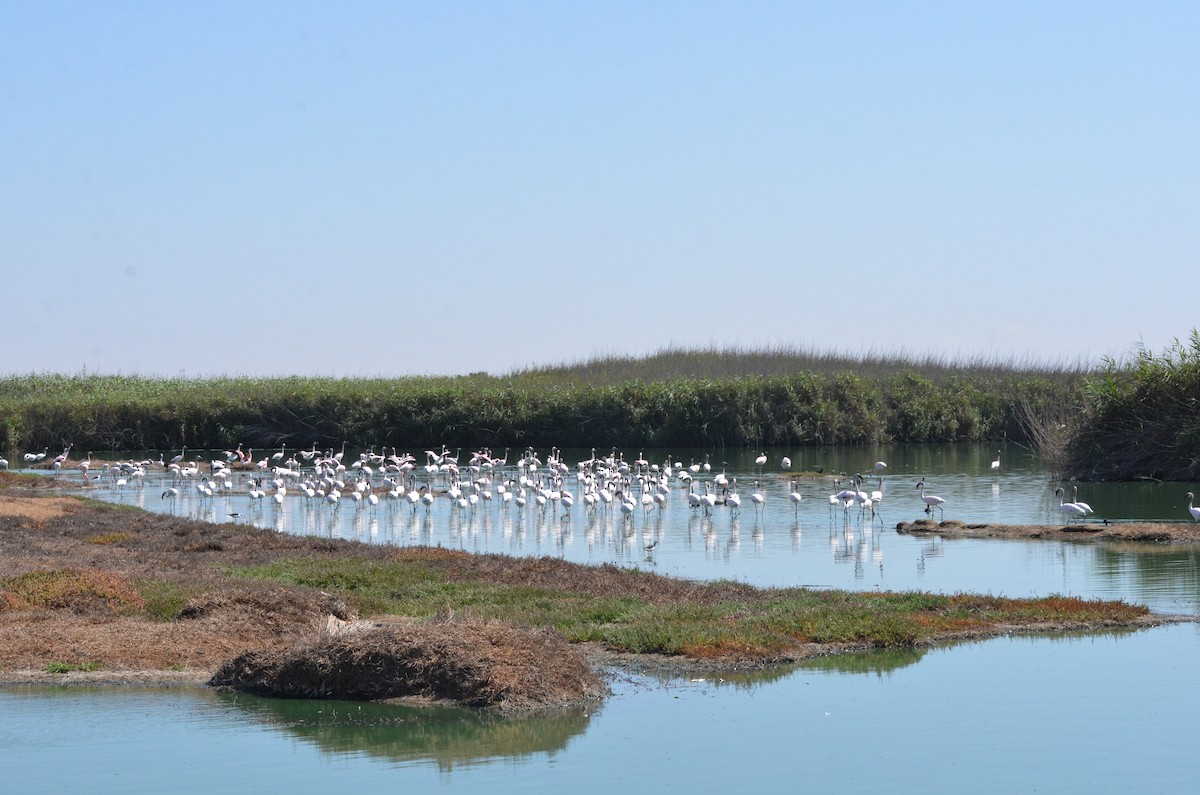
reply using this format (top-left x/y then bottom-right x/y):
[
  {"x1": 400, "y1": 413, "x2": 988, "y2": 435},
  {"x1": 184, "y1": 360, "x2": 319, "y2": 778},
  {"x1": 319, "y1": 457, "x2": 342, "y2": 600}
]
[
  {"x1": 210, "y1": 617, "x2": 606, "y2": 712},
  {"x1": 0, "y1": 568, "x2": 146, "y2": 614}
]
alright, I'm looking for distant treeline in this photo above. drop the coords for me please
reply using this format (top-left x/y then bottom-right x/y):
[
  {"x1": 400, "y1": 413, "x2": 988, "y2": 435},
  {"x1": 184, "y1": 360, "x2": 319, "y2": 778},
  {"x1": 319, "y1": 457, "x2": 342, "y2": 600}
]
[
  {"x1": 0, "y1": 357, "x2": 1084, "y2": 457},
  {"x1": 6, "y1": 339, "x2": 1193, "y2": 481}
]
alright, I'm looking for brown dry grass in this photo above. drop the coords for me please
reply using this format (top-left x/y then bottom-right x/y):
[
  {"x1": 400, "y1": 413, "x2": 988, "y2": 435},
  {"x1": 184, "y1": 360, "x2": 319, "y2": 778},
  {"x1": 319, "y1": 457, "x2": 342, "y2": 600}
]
[
  {"x1": 211, "y1": 617, "x2": 605, "y2": 710},
  {"x1": 0, "y1": 493, "x2": 606, "y2": 707}
]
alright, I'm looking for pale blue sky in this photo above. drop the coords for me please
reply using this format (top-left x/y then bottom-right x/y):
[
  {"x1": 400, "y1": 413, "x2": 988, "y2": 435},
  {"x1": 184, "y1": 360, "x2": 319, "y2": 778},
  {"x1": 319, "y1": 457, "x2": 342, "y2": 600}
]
[{"x1": 2, "y1": 2, "x2": 1196, "y2": 376}]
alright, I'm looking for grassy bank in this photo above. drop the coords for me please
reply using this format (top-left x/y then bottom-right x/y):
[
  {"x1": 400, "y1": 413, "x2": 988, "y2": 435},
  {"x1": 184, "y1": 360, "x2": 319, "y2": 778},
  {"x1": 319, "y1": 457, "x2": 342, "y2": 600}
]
[
  {"x1": 0, "y1": 346, "x2": 1088, "y2": 454},
  {"x1": 228, "y1": 550, "x2": 1147, "y2": 657},
  {"x1": 0, "y1": 490, "x2": 1154, "y2": 678}
]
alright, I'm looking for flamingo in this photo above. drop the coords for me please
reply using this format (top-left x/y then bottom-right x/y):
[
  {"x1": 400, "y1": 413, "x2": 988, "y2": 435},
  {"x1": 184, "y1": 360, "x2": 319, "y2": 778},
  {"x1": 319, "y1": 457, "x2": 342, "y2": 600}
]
[
  {"x1": 169, "y1": 446, "x2": 188, "y2": 466},
  {"x1": 24, "y1": 447, "x2": 48, "y2": 463},
  {"x1": 0, "y1": 456, "x2": 8, "y2": 470},
  {"x1": 754, "y1": 452, "x2": 768, "y2": 474},
  {"x1": 1055, "y1": 488, "x2": 1087, "y2": 523},
  {"x1": 789, "y1": 480, "x2": 803, "y2": 514},
  {"x1": 781, "y1": 456, "x2": 792, "y2": 470},
  {"x1": 750, "y1": 480, "x2": 765, "y2": 517},
  {"x1": 869, "y1": 476, "x2": 884, "y2": 518},
  {"x1": 1186, "y1": 492, "x2": 1200, "y2": 523},
  {"x1": 991, "y1": 451, "x2": 1001, "y2": 472},
  {"x1": 915, "y1": 480, "x2": 945, "y2": 518},
  {"x1": 1071, "y1": 486, "x2": 1093, "y2": 515},
  {"x1": 726, "y1": 478, "x2": 742, "y2": 516}
]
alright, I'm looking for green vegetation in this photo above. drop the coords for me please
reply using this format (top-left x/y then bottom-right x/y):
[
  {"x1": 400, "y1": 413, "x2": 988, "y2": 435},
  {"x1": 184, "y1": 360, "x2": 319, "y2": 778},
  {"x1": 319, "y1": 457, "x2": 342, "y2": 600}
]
[
  {"x1": 1064, "y1": 332, "x2": 1200, "y2": 481},
  {"x1": 43, "y1": 661, "x2": 102, "y2": 674},
  {"x1": 11, "y1": 338, "x2": 1192, "y2": 482},
  {"x1": 136, "y1": 579, "x2": 206, "y2": 622},
  {"x1": 228, "y1": 554, "x2": 1147, "y2": 658},
  {"x1": 0, "y1": 345, "x2": 1090, "y2": 453},
  {"x1": 1, "y1": 568, "x2": 147, "y2": 615}
]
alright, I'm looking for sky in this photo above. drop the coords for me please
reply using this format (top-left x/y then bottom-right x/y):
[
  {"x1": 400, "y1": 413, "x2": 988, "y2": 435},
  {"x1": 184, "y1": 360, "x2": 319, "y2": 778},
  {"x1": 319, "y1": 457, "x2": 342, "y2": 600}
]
[{"x1": 2, "y1": 1, "x2": 1197, "y2": 377}]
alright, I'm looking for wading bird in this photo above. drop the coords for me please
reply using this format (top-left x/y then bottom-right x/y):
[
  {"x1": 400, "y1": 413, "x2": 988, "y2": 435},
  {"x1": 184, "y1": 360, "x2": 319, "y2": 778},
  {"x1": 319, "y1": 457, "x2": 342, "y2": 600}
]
[
  {"x1": 1071, "y1": 486, "x2": 1093, "y2": 515},
  {"x1": 1055, "y1": 488, "x2": 1088, "y2": 523},
  {"x1": 915, "y1": 480, "x2": 945, "y2": 518},
  {"x1": 991, "y1": 451, "x2": 1001, "y2": 472},
  {"x1": 1186, "y1": 492, "x2": 1200, "y2": 523},
  {"x1": 750, "y1": 480, "x2": 765, "y2": 517}
]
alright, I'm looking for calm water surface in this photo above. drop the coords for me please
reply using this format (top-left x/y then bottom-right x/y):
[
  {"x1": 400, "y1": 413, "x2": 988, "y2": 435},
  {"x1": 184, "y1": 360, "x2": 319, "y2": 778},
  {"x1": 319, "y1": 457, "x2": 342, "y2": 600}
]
[{"x1": 5, "y1": 444, "x2": 1199, "y2": 792}]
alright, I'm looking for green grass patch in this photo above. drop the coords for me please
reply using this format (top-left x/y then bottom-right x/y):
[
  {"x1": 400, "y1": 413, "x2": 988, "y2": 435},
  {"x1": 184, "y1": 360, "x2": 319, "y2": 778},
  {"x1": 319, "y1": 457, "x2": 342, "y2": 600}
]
[
  {"x1": 43, "y1": 661, "x2": 102, "y2": 674},
  {"x1": 225, "y1": 557, "x2": 1148, "y2": 658},
  {"x1": 135, "y1": 579, "x2": 207, "y2": 621}
]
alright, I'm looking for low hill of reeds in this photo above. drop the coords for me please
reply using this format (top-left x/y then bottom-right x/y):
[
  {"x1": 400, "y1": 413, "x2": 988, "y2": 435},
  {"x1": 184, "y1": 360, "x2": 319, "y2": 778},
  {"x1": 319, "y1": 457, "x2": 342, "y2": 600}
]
[{"x1": 0, "y1": 345, "x2": 1091, "y2": 454}]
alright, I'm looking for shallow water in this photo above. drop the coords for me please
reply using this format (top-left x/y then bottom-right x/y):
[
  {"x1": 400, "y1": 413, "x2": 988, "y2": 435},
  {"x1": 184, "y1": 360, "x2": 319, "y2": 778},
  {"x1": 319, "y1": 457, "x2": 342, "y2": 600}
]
[
  {"x1": 59, "y1": 443, "x2": 1200, "y2": 613},
  {"x1": 3, "y1": 624, "x2": 1198, "y2": 793},
  {"x1": 6, "y1": 443, "x2": 1200, "y2": 792}
]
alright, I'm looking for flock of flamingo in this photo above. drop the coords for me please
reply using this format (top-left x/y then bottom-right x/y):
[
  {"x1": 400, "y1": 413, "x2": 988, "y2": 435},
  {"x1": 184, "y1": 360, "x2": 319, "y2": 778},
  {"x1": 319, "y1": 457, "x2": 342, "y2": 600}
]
[{"x1": 8, "y1": 443, "x2": 1200, "y2": 525}]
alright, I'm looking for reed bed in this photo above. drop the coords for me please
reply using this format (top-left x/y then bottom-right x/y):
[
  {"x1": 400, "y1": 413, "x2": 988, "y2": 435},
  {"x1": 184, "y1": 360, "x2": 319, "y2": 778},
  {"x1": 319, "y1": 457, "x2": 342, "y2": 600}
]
[
  {"x1": 1063, "y1": 332, "x2": 1200, "y2": 481},
  {"x1": 512, "y1": 343, "x2": 1095, "y2": 386},
  {"x1": 0, "y1": 346, "x2": 1091, "y2": 454}
]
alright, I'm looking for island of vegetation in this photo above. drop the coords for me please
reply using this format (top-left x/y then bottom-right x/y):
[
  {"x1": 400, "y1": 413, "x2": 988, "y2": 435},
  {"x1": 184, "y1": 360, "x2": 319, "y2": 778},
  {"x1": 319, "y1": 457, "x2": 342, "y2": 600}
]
[{"x1": 0, "y1": 476, "x2": 1178, "y2": 711}]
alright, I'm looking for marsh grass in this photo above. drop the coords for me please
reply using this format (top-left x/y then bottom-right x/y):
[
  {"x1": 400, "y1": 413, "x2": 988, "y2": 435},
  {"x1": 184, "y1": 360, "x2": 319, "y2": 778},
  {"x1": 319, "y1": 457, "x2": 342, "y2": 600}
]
[
  {"x1": 1, "y1": 568, "x2": 146, "y2": 615},
  {"x1": 228, "y1": 553, "x2": 1148, "y2": 658},
  {"x1": 513, "y1": 344, "x2": 1095, "y2": 386},
  {"x1": 1064, "y1": 331, "x2": 1200, "y2": 481},
  {"x1": 43, "y1": 660, "x2": 102, "y2": 674},
  {"x1": 0, "y1": 345, "x2": 1098, "y2": 454}
]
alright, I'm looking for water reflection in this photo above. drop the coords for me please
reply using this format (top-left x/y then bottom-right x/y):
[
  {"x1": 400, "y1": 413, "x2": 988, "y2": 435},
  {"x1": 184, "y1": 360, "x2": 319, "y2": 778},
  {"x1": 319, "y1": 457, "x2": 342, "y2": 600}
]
[
  {"x1": 799, "y1": 647, "x2": 927, "y2": 677},
  {"x1": 213, "y1": 691, "x2": 594, "y2": 771}
]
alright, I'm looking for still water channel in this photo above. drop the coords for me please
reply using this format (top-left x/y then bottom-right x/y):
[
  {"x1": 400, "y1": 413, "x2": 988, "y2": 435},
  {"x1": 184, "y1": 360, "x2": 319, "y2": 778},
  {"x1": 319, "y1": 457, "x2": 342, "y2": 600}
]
[{"x1": 4, "y1": 443, "x2": 1199, "y2": 793}]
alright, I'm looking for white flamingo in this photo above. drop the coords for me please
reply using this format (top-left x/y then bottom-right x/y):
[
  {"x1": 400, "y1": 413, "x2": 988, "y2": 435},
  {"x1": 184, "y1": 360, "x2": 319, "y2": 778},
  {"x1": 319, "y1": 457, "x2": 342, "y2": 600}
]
[
  {"x1": 1055, "y1": 488, "x2": 1087, "y2": 522},
  {"x1": 1071, "y1": 486, "x2": 1093, "y2": 515},
  {"x1": 991, "y1": 451, "x2": 1001, "y2": 472},
  {"x1": 916, "y1": 480, "x2": 945, "y2": 518},
  {"x1": 726, "y1": 478, "x2": 742, "y2": 517},
  {"x1": 750, "y1": 480, "x2": 765, "y2": 517},
  {"x1": 1186, "y1": 492, "x2": 1200, "y2": 523}
]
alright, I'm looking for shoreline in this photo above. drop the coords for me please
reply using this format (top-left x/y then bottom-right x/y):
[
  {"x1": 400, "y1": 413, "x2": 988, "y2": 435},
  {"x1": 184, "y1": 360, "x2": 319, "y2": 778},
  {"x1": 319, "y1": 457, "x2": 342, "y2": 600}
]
[
  {"x1": 896, "y1": 518, "x2": 1200, "y2": 543},
  {"x1": 2, "y1": 486, "x2": 1195, "y2": 705},
  {"x1": 2, "y1": 612, "x2": 1191, "y2": 691}
]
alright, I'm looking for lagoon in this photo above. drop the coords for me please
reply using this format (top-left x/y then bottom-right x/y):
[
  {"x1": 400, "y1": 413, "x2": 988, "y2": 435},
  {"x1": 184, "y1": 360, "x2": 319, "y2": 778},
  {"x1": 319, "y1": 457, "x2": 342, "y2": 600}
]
[{"x1": 5, "y1": 443, "x2": 1199, "y2": 792}]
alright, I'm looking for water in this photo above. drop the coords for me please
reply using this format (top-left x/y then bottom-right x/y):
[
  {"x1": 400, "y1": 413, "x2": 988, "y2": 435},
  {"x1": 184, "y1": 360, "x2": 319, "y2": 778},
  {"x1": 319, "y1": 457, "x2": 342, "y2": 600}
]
[
  {"x1": 5, "y1": 443, "x2": 1200, "y2": 792},
  {"x1": 57, "y1": 443, "x2": 1200, "y2": 613}
]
